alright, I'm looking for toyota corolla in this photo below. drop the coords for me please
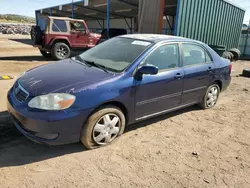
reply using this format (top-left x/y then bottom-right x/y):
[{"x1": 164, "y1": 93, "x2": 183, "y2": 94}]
[{"x1": 7, "y1": 34, "x2": 231, "y2": 149}]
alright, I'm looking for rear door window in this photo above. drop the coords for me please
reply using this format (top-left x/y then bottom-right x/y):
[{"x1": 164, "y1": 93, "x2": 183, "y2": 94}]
[
  {"x1": 52, "y1": 19, "x2": 67, "y2": 32},
  {"x1": 182, "y1": 44, "x2": 212, "y2": 66}
]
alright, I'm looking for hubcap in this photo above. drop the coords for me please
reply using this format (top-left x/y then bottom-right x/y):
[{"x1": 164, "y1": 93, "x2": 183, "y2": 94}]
[
  {"x1": 207, "y1": 86, "x2": 219, "y2": 107},
  {"x1": 93, "y1": 114, "x2": 121, "y2": 145},
  {"x1": 56, "y1": 46, "x2": 68, "y2": 58}
]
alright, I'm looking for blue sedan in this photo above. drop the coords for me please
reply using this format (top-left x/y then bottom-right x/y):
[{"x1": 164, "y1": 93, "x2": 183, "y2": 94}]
[{"x1": 7, "y1": 34, "x2": 232, "y2": 149}]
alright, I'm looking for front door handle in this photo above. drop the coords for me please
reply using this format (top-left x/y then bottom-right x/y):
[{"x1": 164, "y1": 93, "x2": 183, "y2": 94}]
[
  {"x1": 207, "y1": 67, "x2": 213, "y2": 73},
  {"x1": 175, "y1": 73, "x2": 183, "y2": 79},
  {"x1": 207, "y1": 67, "x2": 212, "y2": 71}
]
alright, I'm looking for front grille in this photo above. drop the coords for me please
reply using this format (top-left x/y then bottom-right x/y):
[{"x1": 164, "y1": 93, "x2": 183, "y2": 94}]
[{"x1": 14, "y1": 83, "x2": 29, "y2": 102}]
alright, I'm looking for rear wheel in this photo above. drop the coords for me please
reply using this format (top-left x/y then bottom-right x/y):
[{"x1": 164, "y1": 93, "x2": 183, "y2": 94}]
[
  {"x1": 199, "y1": 84, "x2": 220, "y2": 109},
  {"x1": 80, "y1": 106, "x2": 126, "y2": 149},
  {"x1": 40, "y1": 50, "x2": 52, "y2": 58},
  {"x1": 51, "y1": 42, "x2": 71, "y2": 60}
]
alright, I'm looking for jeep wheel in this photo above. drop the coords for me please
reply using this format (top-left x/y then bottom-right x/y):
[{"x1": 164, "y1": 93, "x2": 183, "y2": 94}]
[
  {"x1": 40, "y1": 50, "x2": 52, "y2": 58},
  {"x1": 52, "y1": 42, "x2": 71, "y2": 60}
]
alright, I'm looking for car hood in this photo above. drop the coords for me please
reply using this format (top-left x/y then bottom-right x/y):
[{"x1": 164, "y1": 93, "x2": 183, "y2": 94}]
[{"x1": 18, "y1": 59, "x2": 115, "y2": 96}]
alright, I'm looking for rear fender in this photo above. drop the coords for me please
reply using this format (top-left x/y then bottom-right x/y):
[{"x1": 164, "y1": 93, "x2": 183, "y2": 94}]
[{"x1": 48, "y1": 37, "x2": 71, "y2": 47}]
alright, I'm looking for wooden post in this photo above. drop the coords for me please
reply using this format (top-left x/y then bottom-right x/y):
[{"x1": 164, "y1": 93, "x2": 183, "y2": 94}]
[{"x1": 158, "y1": 0, "x2": 165, "y2": 34}]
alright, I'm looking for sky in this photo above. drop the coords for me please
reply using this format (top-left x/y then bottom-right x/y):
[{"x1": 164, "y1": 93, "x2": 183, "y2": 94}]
[{"x1": 0, "y1": 0, "x2": 249, "y2": 24}]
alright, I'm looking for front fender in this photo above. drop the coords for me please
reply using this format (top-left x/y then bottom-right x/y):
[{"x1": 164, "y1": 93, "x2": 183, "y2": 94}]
[{"x1": 72, "y1": 76, "x2": 135, "y2": 123}]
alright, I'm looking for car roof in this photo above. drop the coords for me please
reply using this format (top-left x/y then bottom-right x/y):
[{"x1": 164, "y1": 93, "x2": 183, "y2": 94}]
[{"x1": 120, "y1": 34, "x2": 199, "y2": 44}]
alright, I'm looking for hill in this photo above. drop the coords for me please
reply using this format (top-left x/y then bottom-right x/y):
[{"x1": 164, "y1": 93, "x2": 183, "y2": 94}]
[{"x1": 0, "y1": 14, "x2": 35, "y2": 23}]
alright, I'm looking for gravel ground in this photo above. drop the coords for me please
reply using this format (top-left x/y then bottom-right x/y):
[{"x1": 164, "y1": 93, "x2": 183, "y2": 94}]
[{"x1": 0, "y1": 35, "x2": 250, "y2": 188}]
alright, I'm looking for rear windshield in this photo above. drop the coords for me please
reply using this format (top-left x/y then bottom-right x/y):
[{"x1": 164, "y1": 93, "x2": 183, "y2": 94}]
[
  {"x1": 38, "y1": 18, "x2": 48, "y2": 32},
  {"x1": 79, "y1": 37, "x2": 152, "y2": 72}
]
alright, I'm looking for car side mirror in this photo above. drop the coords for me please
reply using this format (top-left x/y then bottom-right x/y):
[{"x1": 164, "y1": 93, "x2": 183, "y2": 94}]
[
  {"x1": 80, "y1": 30, "x2": 87, "y2": 35},
  {"x1": 138, "y1": 65, "x2": 158, "y2": 75},
  {"x1": 75, "y1": 30, "x2": 86, "y2": 36}
]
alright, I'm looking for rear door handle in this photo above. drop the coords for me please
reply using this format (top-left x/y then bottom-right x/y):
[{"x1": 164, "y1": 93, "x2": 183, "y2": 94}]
[{"x1": 175, "y1": 73, "x2": 183, "y2": 79}]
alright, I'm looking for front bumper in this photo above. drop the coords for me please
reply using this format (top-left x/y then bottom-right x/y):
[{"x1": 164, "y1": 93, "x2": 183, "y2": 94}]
[{"x1": 7, "y1": 89, "x2": 89, "y2": 145}]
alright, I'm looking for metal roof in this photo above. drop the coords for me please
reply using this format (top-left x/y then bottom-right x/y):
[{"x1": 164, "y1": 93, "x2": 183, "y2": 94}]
[
  {"x1": 37, "y1": 0, "x2": 139, "y2": 21},
  {"x1": 36, "y1": 0, "x2": 179, "y2": 21}
]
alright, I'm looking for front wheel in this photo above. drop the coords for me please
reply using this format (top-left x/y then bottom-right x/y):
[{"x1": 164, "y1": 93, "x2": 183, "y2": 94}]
[
  {"x1": 199, "y1": 84, "x2": 220, "y2": 109},
  {"x1": 51, "y1": 42, "x2": 71, "y2": 60},
  {"x1": 80, "y1": 106, "x2": 126, "y2": 149}
]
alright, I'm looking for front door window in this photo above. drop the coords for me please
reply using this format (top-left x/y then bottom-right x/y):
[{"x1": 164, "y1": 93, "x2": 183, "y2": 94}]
[
  {"x1": 142, "y1": 43, "x2": 180, "y2": 71},
  {"x1": 70, "y1": 22, "x2": 86, "y2": 32}
]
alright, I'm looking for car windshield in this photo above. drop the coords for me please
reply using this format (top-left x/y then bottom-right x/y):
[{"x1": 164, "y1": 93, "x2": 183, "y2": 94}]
[{"x1": 79, "y1": 37, "x2": 152, "y2": 72}]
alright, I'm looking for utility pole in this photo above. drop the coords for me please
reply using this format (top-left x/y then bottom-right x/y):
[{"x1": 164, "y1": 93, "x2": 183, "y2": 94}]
[
  {"x1": 107, "y1": 0, "x2": 110, "y2": 37},
  {"x1": 72, "y1": 0, "x2": 74, "y2": 18}
]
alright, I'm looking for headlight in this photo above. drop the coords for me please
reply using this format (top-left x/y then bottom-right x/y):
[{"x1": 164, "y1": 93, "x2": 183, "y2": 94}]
[{"x1": 28, "y1": 93, "x2": 76, "y2": 110}]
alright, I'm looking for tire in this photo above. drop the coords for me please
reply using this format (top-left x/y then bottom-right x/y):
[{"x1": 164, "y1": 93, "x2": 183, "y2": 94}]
[
  {"x1": 199, "y1": 84, "x2": 220, "y2": 109},
  {"x1": 222, "y1": 51, "x2": 233, "y2": 62},
  {"x1": 51, "y1": 42, "x2": 71, "y2": 60},
  {"x1": 228, "y1": 48, "x2": 241, "y2": 61},
  {"x1": 222, "y1": 51, "x2": 229, "y2": 59},
  {"x1": 30, "y1": 26, "x2": 35, "y2": 40},
  {"x1": 33, "y1": 26, "x2": 42, "y2": 45},
  {"x1": 80, "y1": 105, "x2": 126, "y2": 149},
  {"x1": 242, "y1": 69, "x2": 250, "y2": 78},
  {"x1": 227, "y1": 52, "x2": 234, "y2": 62},
  {"x1": 40, "y1": 50, "x2": 52, "y2": 58}
]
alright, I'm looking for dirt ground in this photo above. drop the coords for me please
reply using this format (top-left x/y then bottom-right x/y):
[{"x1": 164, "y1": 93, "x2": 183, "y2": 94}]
[{"x1": 0, "y1": 34, "x2": 250, "y2": 188}]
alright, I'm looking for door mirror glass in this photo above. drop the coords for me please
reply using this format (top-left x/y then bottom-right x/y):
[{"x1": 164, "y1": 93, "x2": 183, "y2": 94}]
[
  {"x1": 81, "y1": 30, "x2": 86, "y2": 34},
  {"x1": 138, "y1": 65, "x2": 158, "y2": 75}
]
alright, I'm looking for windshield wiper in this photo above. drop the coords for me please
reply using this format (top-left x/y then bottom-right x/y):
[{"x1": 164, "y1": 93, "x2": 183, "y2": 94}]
[
  {"x1": 83, "y1": 59, "x2": 109, "y2": 73},
  {"x1": 73, "y1": 56, "x2": 91, "y2": 67}
]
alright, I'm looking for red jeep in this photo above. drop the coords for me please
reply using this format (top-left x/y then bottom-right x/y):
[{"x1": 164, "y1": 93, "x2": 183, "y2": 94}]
[{"x1": 31, "y1": 16, "x2": 101, "y2": 60}]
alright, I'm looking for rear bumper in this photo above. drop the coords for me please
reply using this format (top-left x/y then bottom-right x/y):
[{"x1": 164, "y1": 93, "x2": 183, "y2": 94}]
[{"x1": 221, "y1": 77, "x2": 231, "y2": 92}]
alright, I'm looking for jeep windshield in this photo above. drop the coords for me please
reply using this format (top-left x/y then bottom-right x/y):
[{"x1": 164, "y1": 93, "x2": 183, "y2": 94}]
[{"x1": 78, "y1": 37, "x2": 152, "y2": 72}]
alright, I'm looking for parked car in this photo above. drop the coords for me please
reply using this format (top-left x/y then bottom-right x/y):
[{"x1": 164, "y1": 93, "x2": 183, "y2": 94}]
[
  {"x1": 31, "y1": 16, "x2": 101, "y2": 60},
  {"x1": 8, "y1": 34, "x2": 232, "y2": 149},
  {"x1": 96, "y1": 28, "x2": 127, "y2": 44}
]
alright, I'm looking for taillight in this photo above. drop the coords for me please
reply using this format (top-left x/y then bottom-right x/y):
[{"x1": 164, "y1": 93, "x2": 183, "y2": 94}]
[{"x1": 229, "y1": 63, "x2": 232, "y2": 74}]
